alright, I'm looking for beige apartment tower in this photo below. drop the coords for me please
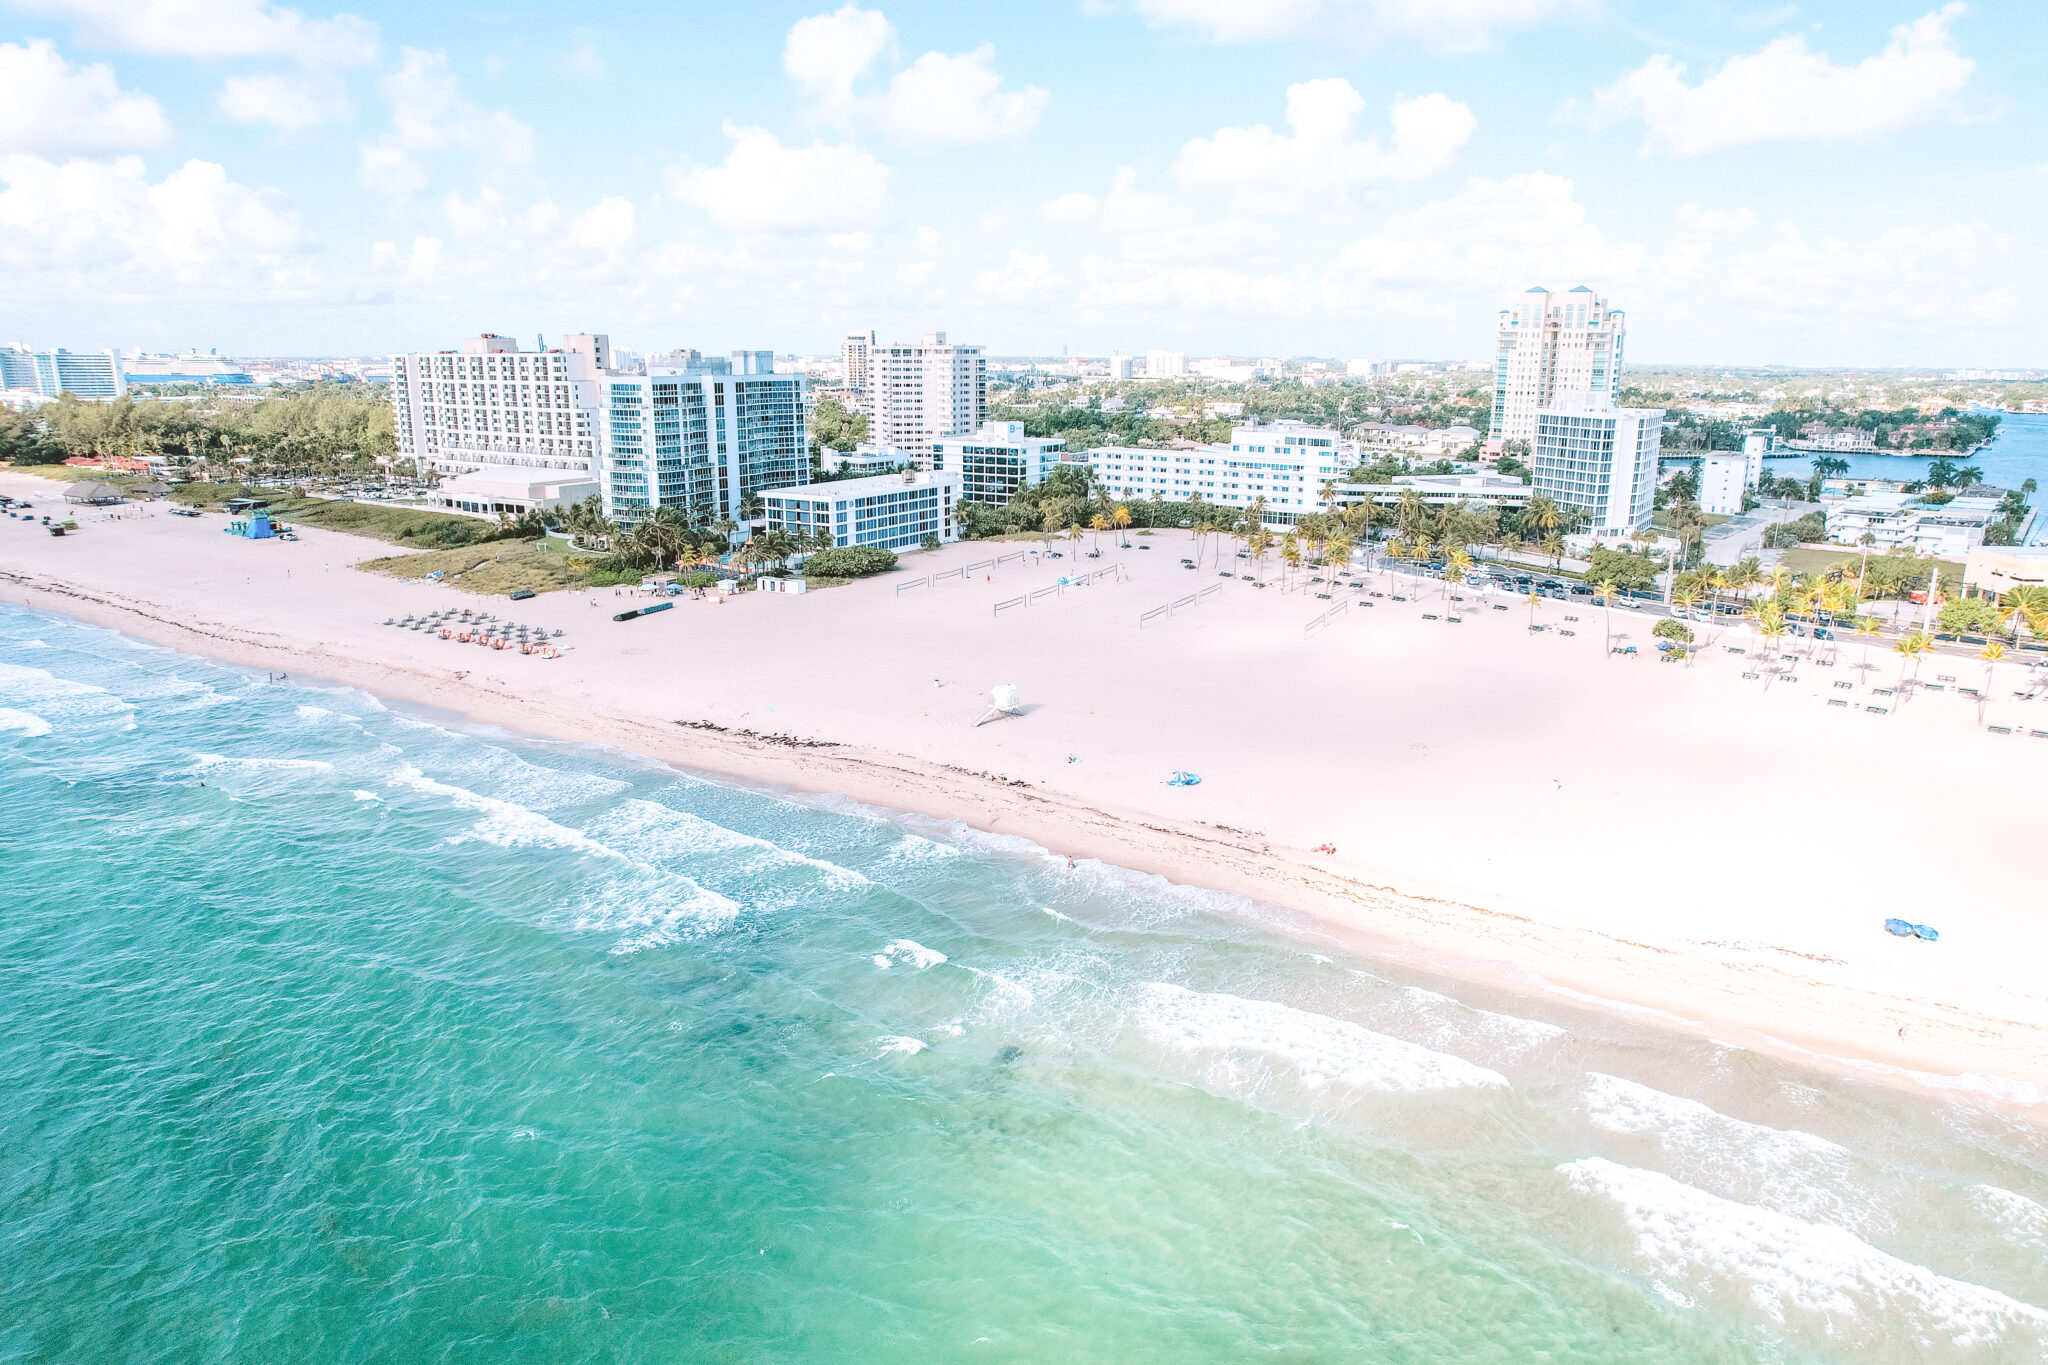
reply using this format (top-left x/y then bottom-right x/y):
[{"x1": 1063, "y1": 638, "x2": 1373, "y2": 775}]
[{"x1": 1488, "y1": 286, "x2": 1626, "y2": 445}]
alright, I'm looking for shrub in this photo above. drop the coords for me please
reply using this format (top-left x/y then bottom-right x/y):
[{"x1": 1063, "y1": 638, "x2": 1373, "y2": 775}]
[
  {"x1": 803, "y1": 545, "x2": 898, "y2": 577},
  {"x1": 1763, "y1": 513, "x2": 1828, "y2": 549},
  {"x1": 1652, "y1": 619, "x2": 1695, "y2": 644},
  {"x1": 1938, "y1": 597, "x2": 2002, "y2": 635}
]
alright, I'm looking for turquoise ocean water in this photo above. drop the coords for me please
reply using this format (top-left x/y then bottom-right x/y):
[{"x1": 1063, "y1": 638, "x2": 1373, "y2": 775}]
[{"x1": 3, "y1": 603, "x2": 2046, "y2": 1363}]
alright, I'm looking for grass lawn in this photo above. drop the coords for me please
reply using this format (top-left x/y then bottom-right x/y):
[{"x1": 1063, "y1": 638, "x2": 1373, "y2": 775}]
[{"x1": 1775, "y1": 545, "x2": 1964, "y2": 583}]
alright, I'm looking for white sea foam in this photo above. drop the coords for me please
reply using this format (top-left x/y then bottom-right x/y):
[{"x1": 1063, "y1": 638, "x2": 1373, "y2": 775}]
[
  {"x1": 390, "y1": 765, "x2": 622, "y2": 856},
  {"x1": 876, "y1": 1035, "x2": 927, "y2": 1056},
  {"x1": 0, "y1": 707, "x2": 52, "y2": 737},
  {"x1": 1561, "y1": 1157, "x2": 2048, "y2": 1350},
  {"x1": 0, "y1": 662, "x2": 134, "y2": 728},
  {"x1": 1974, "y1": 1184, "x2": 2048, "y2": 1247},
  {"x1": 196, "y1": 753, "x2": 336, "y2": 773},
  {"x1": 563, "y1": 877, "x2": 741, "y2": 954},
  {"x1": 352, "y1": 790, "x2": 379, "y2": 801},
  {"x1": 1387, "y1": 981, "x2": 1567, "y2": 1055},
  {"x1": 1586, "y1": 1073, "x2": 1846, "y2": 1160},
  {"x1": 1134, "y1": 983, "x2": 1509, "y2": 1095},
  {"x1": 590, "y1": 797, "x2": 874, "y2": 890},
  {"x1": 872, "y1": 939, "x2": 948, "y2": 971}
]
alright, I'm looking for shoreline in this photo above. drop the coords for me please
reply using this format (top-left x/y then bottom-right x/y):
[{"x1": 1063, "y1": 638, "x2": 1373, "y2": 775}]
[
  {"x1": 6, "y1": 581, "x2": 2044, "y2": 1115},
  {"x1": 4, "y1": 485, "x2": 2044, "y2": 1105}
]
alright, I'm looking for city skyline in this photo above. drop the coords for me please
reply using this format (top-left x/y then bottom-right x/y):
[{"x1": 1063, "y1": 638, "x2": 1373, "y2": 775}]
[{"x1": 2, "y1": 1, "x2": 2043, "y2": 365}]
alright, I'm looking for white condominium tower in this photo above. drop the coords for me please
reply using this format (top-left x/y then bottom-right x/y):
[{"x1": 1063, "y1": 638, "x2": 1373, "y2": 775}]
[
  {"x1": 1531, "y1": 392, "x2": 1664, "y2": 539},
  {"x1": 390, "y1": 333, "x2": 607, "y2": 477},
  {"x1": 600, "y1": 352, "x2": 807, "y2": 524},
  {"x1": 841, "y1": 330, "x2": 874, "y2": 401},
  {"x1": 865, "y1": 331, "x2": 987, "y2": 455},
  {"x1": 1488, "y1": 286, "x2": 1626, "y2": 444}
]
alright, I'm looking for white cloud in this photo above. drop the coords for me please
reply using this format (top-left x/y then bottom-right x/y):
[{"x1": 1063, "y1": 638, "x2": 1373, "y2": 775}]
[
  {"x1": 785, "y1": 5, "x2": 1047, "y2": 145},
  {"x1": 0, "y1": 40, "x2": 171, "y2": 153},
  {"x1": 218, "y1": 74, "x2": 351, "y2": 133},
  {"x1": 566, "y1": 195, "x2": 635, "y2": 254},
  {"x1": 0, "y1": 153, "x2": 312, "y2": 297},
  {"x1": 666, "y1": 123, "x2": 888, "y2": 234},
  {"x1": 784, "y1": 4, "x2": 895, "y2": 110},
  {"x1": 1129, "y1": 0, "x2": 1574, "y2": 54},
  {"x1": 1173, "y1": 81, "x2": 1473, "y2": 206},
  {"x1": 1331, "y1": 171, "x2": 1643, "y2": 304},
  {"x1": 974, "y1": 249, "x2": 1059, "y2": 303},
  {"x1": 1594, "y1": 5, "x2": 1975, "y2": 157},
  {"x1": 358, "y1": 49, "x2": 534, "y2": 196},
  {"x1": 15, "y1": 0, "x2": 378, "y2": 66},
  {"x1": 1040, "y1": 191, "x2": 1099, "y2": 223}
]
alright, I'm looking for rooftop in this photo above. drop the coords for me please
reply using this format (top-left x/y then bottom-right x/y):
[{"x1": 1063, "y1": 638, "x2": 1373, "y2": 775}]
[{"x1": 762, "y1": 470, "x2": 958, "y2": 501}]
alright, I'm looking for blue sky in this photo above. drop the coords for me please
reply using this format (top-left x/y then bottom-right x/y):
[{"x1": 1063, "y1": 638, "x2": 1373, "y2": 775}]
[{"x1": 2, "y1": 0, "x2": 2042, "y2": 364}]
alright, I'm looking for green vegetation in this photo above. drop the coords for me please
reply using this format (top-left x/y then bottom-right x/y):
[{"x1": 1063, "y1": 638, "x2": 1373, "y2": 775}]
[
  {"x1": 1762, "y1": 512, "x2": 1828, "y2": 549},
  {"x1": 1773, "y1": 546, "x2": 1962, "y2": 595},
  {"x1": 0, "y1": 384, "x2": 394, "y2": 474},
  {"x1": 1584, "y1": 547, "x2": 1659, "y2": 591},
  {"x1": 359, "y1": 540, "x2": 634, "y2": 595},
  {"x1": 154, "y1": 482, "x2": 519, "y2": 550},
  {"x1": 808, "y1": 398, "x2": 868, "y2": 455},
  {"x1": 1652, "y1": 619, "x2": 1695, "y2": 644},
  {"x1": 1937, "y1": 598, "x2": 2002, "y2": 635},
  {"x1": 802, "y1": 545, "x2": 898, "y2": 577},
  {"x1": 1750, "y1": 405, "x2": 1998, "y2": 453}
]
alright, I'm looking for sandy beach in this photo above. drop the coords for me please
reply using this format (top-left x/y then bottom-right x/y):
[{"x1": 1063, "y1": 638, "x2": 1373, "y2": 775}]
[{"x1": 5, "y1": 472, "x2": 2045, "y2": 1097}]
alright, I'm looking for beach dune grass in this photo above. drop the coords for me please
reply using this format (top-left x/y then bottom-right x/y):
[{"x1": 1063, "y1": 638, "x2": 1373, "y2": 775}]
[{"x1": 359, "y1": 539, "x2": 632, "y2": 595}]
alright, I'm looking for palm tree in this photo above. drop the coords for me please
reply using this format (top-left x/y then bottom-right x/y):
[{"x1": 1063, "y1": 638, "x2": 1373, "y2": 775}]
[
  {"x1": 1980, "y1": 641, "x2": 2005, "y2": 709},
  {"x1": 1853, "y1": 614, "x2": 1883, "y2": 678},
  {"x1": 1280, "y1": 532, "x2": 1302, "y2": 588},
  {"x1": 1672, "y1": 586, "x2": 1699, "y2": 624},
  {"x1": 1525, "y1": 494, "x2": 1562, "y2": 542},
  {"x1": 1089, "y1": 512, "x2": 1109, "y2": 552},
  {"x1": 1998, "y1": 584, "x2": 2048, "y2": 646},
  {"x1": 1756, "y1": 604, "x2": 1790, "y2": 663},
  {"x1": 1595, "y1": 577, "x2": 1620, "y2": 654},
  {"x1": 1111, "y1": 504, "x2": 1132, "y2": 546},
  {"x1": 1892, "y1": 630, "x2": 1933, "y2": 692},
  {"x1": 1540, "y1": 532, "x2": 1565, "y2": 568}
]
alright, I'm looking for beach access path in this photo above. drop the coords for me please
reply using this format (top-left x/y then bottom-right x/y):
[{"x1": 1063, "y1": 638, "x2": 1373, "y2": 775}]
[{"x1": 2, "y1": 471, "x2": 2043, "y2": 1100}]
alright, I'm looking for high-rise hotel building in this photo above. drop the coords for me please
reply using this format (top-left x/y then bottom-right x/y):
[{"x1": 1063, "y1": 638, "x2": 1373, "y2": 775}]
[
  {"x1": 1531, "y1": 392, "x2": 1664, "y2": 539},
  {"x1": 390, "y1": 333, "x2": 607, "y2": 478},
  {"x1": 1488, "y1": 286, "x2": 1625, "y2": 445},
  {"x1": 865, "y1": 331, "x2": 987, "y2": 457}
]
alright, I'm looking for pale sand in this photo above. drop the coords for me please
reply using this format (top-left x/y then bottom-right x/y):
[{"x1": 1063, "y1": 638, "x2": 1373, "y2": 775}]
[{"x1": 5, "y1": 472, "x2": 2045, "y2": 1098}]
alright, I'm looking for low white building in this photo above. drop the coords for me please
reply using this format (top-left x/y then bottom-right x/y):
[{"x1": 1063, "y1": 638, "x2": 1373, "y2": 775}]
[
  {"x1": 1084, "y1": 420, "x2": 1354, "y2": 527},
  {"x1": 428, "y1": 468, "x2": 599, "y2": 519},
  {"x1": 1825, "y1": 492, "x2": 1998, "y2": 558},
  {"x1": 1698, "y1": 453, "x2": 1749, "y2": 516},
  {"x1": 760, "y1": 470, "x2": 961, "y2": 552},
  {"x1": 1330, "y1": 473, "x2": 1532, "y2": 515},
  {"x1": 1145, "y1": 350, "x2": 1187, "y2": 378},
  {"x1": 927, "y1": 420, "x2": 1066, "y2": 506},
  {"x1": 821, "y1": 444, "x2": 913, "y2": 476}
]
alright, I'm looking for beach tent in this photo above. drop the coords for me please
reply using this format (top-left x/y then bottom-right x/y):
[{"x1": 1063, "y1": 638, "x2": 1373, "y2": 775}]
[{"x1": 63, "y1": 481, "x2": 124, "y2": 505}]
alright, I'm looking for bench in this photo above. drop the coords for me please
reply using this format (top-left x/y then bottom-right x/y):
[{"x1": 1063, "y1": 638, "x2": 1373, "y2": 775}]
[
  {"x1": 1828, "y1": 698, "x2": 1849, "y2": 707},
  {"x1": 1782, "y1": 676, "x2": 1797, "y2": 684},
  {"x1": 1937, "y1": 674, "x2": 1956, "y2": 683},
  {"x1": 1742, "y1": 671, "x2": 1759, "y2": 679},
  {"x1": 2034, "y1": 730, "x2": 2048, "y2": 739},
  {"x1": 1560, "y1": 630, "x2": 1576, "y2": 637},
  {"x1": 1422, "y1": 612, "x2": 1439, "y2": 620},
  {"x1": 1988, "y1": 725, "x2": 2012, "y2": 734},
  {"x1": 1874, "y1": 688, "x2": 1893, "y2": 696},
  {"x1": 1961, "y1": 687, "x2": 1980, "y2": 698},
  {"x1": 1924, "y1": 683, "x2": 1945, "y2": 692},
  {"x1": 1493, "y1": 604, "x2": 1509, "y2": 611},
  {"x1": 1834, "y1": 681, "x2": 1853, "y2": 690},
  {"x1": 1447, "y1": 616, "x2": 1462, "y2": 624},
  {"x1": 1727, "y1": 647, "x2": 1746, "y2": 655},
  {"x1": 1868, "y1": 706, "x2": 1888, "y2": 715}
]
